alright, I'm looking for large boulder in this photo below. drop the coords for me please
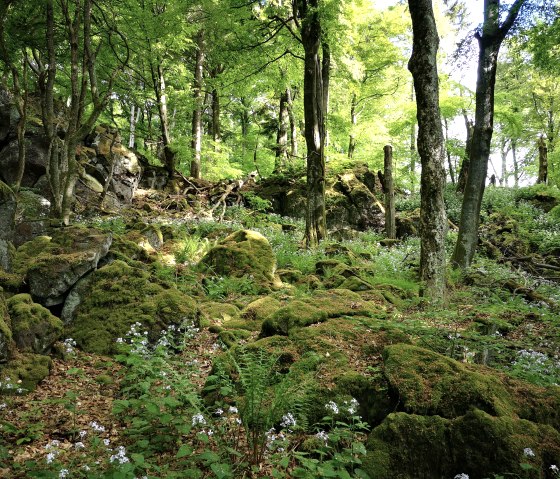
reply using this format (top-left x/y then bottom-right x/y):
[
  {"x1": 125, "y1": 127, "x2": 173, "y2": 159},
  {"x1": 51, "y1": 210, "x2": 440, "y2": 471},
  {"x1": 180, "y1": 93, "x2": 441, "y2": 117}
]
[
  {"x1": 7, "y1": 294, "x2": 63, "y2": 354},
  {"x1": 64, "y1": 260, "x2": 199, "y2": 354},
  {"x1": 0, "y1": 292, "x2": 13, "y2": 363},
  {"x1": 200, "y1": 230, "x2": 278, "y2": 285},
  {"x1": 13, "y1": 189, "x2": 52, "y2": 246},
  {"x1": 364, "y1": 409, "x2": 560, "y2": 479},
  {"x1": 0, "y1": 136, "x2": 50, "y2": 188},
  {"x1": 82, "y1": 125, "x2": 142, "y2": 203},
  {"x1": 0, "y1": 88, "x2": 17, "y2": 144},
  {"x1": 383, "y1": 344, "x2": 560, "y2": 428},
  {"x1": 13, "y1": 227, "x2": 112, "y2": 306},
  {"x1": 0, "y1": 352, "x2": 52, "y2": 391},
  {"x1": 0, "y1": 181, "x2": 16, "y2": 242}
]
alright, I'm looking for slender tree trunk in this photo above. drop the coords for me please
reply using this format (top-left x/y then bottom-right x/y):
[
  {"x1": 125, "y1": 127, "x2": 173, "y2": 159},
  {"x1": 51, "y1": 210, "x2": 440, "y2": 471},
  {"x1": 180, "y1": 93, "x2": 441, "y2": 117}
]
[
  {"x1": 321, "y1": 41, "x2": 330, "y2": 163},
  {"x1": 190, "y1": 30, "x2": 204, "y2": 179},
  {"x1": 444, "y1": 118, "x2": 455, "y2": 185},
  {"x1": 456, "y1": 115, "x2": 473, "y2": 193},
  {"x1": 408, "y1": 0, "x2": 447, "y2": 298},
  {"x1": 512, "y1": 139, "x2": 519, "y2": 187},
  {"x1": 452, "y1": 0, "x2": 526, "y2": 270},
  {"x1": 274, "y1": 89, "x2": 289, "y2": 172},
  {"x1": 287, "y1": 87, "x2": 298, "y2": 159},
  {"x1": 409, "y1": 82, "x2": 417, "y2": 191},
  {"x1": 299, "y1": 0, "x2": 326, "y2": 247},
  {"x1": 384, "y1": 145, "x2": 396, "y2": 239},
  {"x1": 537, "y1": 135, "x2": 548, "y2": 184},
  {"x1": 348, "y1": 93, "x2": 357, "y2": 159},
  {"x1": 500, "y1": 138, "x2": 510, "y2": 186},
  {"x1": 211, "y1": 88, "x2": 220, "y2": 143}
]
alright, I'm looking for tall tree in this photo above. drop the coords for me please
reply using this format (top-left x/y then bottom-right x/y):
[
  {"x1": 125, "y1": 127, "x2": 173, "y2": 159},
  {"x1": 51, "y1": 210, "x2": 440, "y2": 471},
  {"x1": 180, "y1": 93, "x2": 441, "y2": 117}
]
[
  {"x1": 452, "y1": 0, "x2": 527, "y2": 270},
  {"x1": 408, "y1": 0, "x2": 447, "y2": 298}
]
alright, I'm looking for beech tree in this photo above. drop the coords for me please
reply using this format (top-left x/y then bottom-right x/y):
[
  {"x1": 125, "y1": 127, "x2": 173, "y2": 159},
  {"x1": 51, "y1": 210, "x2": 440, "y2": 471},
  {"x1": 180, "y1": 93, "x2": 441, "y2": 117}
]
[
  {"x1": 452, "y1": 0, "x2": 527, "y2": 269},
  {"x1": 407, "y1": 0, "x2": 447, "y2": 298}
]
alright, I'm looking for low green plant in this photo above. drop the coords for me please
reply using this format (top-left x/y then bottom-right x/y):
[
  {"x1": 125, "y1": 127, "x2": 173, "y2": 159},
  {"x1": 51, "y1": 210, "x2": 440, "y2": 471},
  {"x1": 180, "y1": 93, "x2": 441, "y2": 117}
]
[{"x1": 203, "y1": 275, "x2": 259, "y2": 300}]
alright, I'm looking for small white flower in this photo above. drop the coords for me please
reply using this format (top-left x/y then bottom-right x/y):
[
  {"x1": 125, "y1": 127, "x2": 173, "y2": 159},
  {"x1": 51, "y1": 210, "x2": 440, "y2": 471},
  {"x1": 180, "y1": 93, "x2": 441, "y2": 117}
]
[
  {"x1": 110, "y1": 445, "x2": 129, "y2": 464},
  {"x1": 229, "y1": 406, "x2": 238, "y2": 414},
  {"x1": 59, "y1": 469, "x2": 69, "y2": 478},
  {"x1": 235, "y1": 418, "x2": 242, "y2": 425},
  {"x1": 524, "y1": 447, "x2": 535, "y2": 457},
  {"x1": 550, "y1": 465, "x2": 559, "y2": 473},
  {"x1": 315, "y1": 430, "x2": 329, "y2": 444},
  {"x1": 79, "y1": 430, "x2": 87, "y2": 439},
  {"x1": 192, "y1": 413, "x2": 206, "y2": 426},
  {"x1": 89, "y1": 421, "x2": 105, "y2": 432},
  {"x1": 103, "y1": 438, "x2": 111, "y2": 447},
  {"x1": 215, "y1": 408, "x2": 223, "y2": 416},
  {"x1": 325, "y1": 401, "x2": 339, "y2": 415},
  {"x1": 46, "y1": 452, "x2": 56, "y2": 464},
  {"x1": 280, "y1": 413, "x2": 296, "y2": 429},
  {"x1": 74, "y1": 441, "x2": 85, "y2": 449},
  {"x1": 347, "y1": 398, "x2": 359, "y2": 415},
  {"x1": 454, "y1": 474, "x2": 469, "y2": 479}
]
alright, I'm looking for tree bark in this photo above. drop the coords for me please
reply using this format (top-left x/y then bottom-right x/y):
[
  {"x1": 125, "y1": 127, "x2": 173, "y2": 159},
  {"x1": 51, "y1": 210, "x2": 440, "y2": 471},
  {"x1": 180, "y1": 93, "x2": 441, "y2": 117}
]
[
  {"x1": 452, "y1": 0, "x2": 526, "y2": 269},
  {"x1": 190, "y1": 30, "x2": 205, "y2": 179},
  {"x1": 348, "y1": 92, "x2": 357, "y2": 159},
  {"x1": 456, "y1": 116, "x2": 473, "y2": 193},
  {"x1": 297, "y1": 0, "x2": 326, "y2": 247},
  {"x1": 537, "y1": 135, "x2": 548, "y2": 184},
  {"x1": 287, "y1": 87, "x2": 298, "y2": 159},
  {"x1": 512, "y1": 139, "x2": 519, "y2": 187},
  {"x1": 384, "y1": 145, "x2": 396, "y2": 239},
  {"x1": 408, "y1": 0, "x2": 447, "y2": 298},
  {"x1": 444, "y1": 118, "x2": 455, "y2": 185},
  {"x1": 274, "y1": 89, "x2": 289, "y2": 172}
]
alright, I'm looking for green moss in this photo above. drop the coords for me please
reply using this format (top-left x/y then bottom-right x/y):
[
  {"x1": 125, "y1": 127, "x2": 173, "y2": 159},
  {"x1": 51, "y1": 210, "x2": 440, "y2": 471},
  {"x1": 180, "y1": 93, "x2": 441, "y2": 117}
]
[
  {"x1": 0, "y1": 352, "x2": 52, "y2": 391},
  {"x1": 200, "y1": 230, "x2": 276, "y2": 285},
  {"x1": 339, "y1": 276, "x2": 373, "y2": 292},
  {"x1": 199, "y1": 302, "x2": 240, "y2": 325},
  {"x1": 314, "y1": 259, "x2": 345, "y2": 277},
  {"x1": 66, "y1": 260, "x2": 199, "y2": 355},
  {"x1": 261, "y1": 300, "x2": 327, "y2": 336},
  {"x1": 364, "y1": 409, "x2": 560, "y2": 479},
  {"x1": 313, "y1": 289, "x2": 381, "y2": 317},
  {"x1": 276, "y1": 269, "x2": 302, "y2": 284},
  {"x1": 383, "y1": 344, "x2": 560, "y2": 429},
  {"x1": 241, "y1": 296, "x2": 281, "y2": 322},
  {"x1": 7, "y1": 293, "x2": 63, "y2": 354},
  {"x1": 0, "y1": 293, "x2": 13, "y2": 361}
]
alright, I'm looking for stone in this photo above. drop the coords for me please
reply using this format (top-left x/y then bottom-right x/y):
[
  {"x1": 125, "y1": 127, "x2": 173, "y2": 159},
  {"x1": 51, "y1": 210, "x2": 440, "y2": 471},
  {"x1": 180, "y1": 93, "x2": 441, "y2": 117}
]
[
  {"x1": 13, "y1": 190, "x2": 52, "y2": 246},
  {"x1": 0, "y1": 352, "x2": 52, "y2": 391},
  {"x1": 7, "y1": 294, "x2": 63, "y2": 354},
  {"x1": 364, "y1": 409, "x2": 560, "y2": 479},
  {"x1": 0, "y1": 136, "x2": 49, "y2": 188},
  {"x1": 0, "y1": 181, "x2": 16, "y2": 242},
  {"x1": 0, "y1": 292, "x2": 13, "y2": 363},
  {"x1": 65, "y1": 260, "x2": 199, "y2": 354},
  {"x1": 200, "y1": 230, "x2": 277, "y2": 285},
  {"x1": 14, "y1": 227, "x2": 112, "y2": 306}
]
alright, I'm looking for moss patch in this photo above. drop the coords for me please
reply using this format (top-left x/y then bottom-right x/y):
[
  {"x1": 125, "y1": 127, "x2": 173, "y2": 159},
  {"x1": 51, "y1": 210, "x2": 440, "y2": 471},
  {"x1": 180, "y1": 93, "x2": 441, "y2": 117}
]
[
  {"x1": 7, "y1": 293, "x2": 63, "y2": 354},
  {"x1": 364, "y1": 409, "x2": 560, "y2": 479},
  {"x1": 261, "y1": 300, "x2": 328, "y2": 336},
  {"x1": 199, "y1": 302, "x2": 240, "y2": 326},
  {"x1": 0, "y1": 352, "x2": 52, "y2": 391},
  {"x1": 200, "y1": 230, "x2": 277, "y2": 285},
  {"x1": 383, "y1": 344, "x2": 560, "y2": 428},
  {"x1": 66, "y1": 260, "x2": 198, "y2": 355}
]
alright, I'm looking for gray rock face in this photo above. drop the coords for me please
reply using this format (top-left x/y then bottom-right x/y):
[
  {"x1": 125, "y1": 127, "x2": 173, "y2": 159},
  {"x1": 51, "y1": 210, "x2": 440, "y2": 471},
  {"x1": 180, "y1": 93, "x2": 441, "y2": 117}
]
[
  {"x1": 61, "y1": 273, "x2": 93, "y2": 324},
  {"x1": 13, "y1": 190, "x2": 52, "y2": 246},
  {"x1": 0, "y1": 136, "x2": 49, "y2": 188},
  {"x1": 25, "y1": 229, "x2": 113, "y2": 306},
  {"x1": 7, "y1": 294, "x2": 63, "y2": 354},
  {"x1": 0, "y1": 181, "x2": 16, "y2": 242},
  {"x1": 0, "y1": 297, "x2": 12, "y2": 363}
]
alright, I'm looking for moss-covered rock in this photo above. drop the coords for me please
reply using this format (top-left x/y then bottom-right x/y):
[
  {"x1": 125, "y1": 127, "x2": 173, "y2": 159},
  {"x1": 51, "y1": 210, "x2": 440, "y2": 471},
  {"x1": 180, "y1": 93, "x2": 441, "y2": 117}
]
[
  {"x1": 200, "y1": 230, "x2": 277, "y2": 287},
  {"x1": 0, "y1": 292, "x2": 13, "y2": 362},
  {"x1": 0, "y1": 352, "x2": 52, "y2": 391},
  {"x1": 199, "y1": 301, "x2": 240, "y2": 326},
  {"x1": 65, "y1": 260, "x2": 199, "y2": 354},
  {"x1": 12, "y1": 227, "x2": 112, "y2": 306},
  {"x1": 339, "y1": 276, "x2": 373, "y2": 292},
  {"x1": 0, "y1": 180, "x2": 16, "y2": 242},
  {"x1": 261, "y1": 300, "x2": 327, "y2": 336},
  {"x1": 240, "y1": 296, "x2": 281, "y2": 322},
  {"x1": 383, "y1": 344, "x2": 560, "y2": 428},
  {"x1": 364, "y1": 409, "x2": 560, "y2": 479},
  {"x1": 7, "y1": 293, "x2": 63, "y2": 354}
]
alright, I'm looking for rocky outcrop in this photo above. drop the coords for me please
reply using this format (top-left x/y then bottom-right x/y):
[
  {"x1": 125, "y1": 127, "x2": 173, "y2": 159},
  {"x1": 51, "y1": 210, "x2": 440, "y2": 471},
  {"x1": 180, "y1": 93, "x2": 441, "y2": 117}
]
[
  {"x1": 200, "y1": 229, "x2": 279, "y2": 287},
  {"x1": 11, "y1": 227, "x2": 112, "y2": 306},
  {"x1": 7, "y1": 294, "x2": 63, "y2": 354}
]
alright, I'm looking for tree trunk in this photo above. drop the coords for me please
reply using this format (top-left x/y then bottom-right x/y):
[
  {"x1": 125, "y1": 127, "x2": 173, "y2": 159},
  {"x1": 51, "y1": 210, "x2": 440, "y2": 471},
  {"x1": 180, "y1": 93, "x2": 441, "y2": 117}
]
[
  {"x1": 274, "y1": 89, "x2": 289, "y2": 172},
  {"x1": 452, "y1": 0, "x2": 526, "y2": 270},
  {"x1": 512, "y1": 139, "x2": 519, "y2": 187},
  {"x1": 444, "y1": 118, "x2": 455, "y2": 185},
  {"x1": 537, "y1": 135, "x2": 548, "y2": 184},
  {"x1": 456, "y1": 116, "x2": 473, "y2": 193},
  {"x1": 298, "y1": 0, "x2": 326, "y2": 247},
  {"x1": 190, "y1": 30, "x2": 205, "y2": 179},
  {"x1": 408, "y1": 0, "x2": 447, "y2": 298},
  {"x1": 384, "y1": 145, "x2": 396, "y2": 239},
  {"x1": 409, "y1": 82, "x2": 417, "y2": 191},
  {"x1": 500, "y1": 138, "x2": 510, "y2": 186},
  {"x1": 287, "y1": 87, "x2": 298, "y2": 159},
  {"x1": 211, "y1": 88, "x2": 220, "y2": 143},
  {"x1": 348, "y1": 93, "x2": 357, "y2": 159},
  {"x1": 321, "y1": 41, "x2": 330, "y2": 163}
]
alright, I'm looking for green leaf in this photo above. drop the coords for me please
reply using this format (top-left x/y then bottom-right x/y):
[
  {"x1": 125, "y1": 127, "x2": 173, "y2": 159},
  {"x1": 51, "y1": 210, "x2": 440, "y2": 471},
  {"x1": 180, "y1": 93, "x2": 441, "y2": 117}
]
[
  {"x1": 210, "y1": 462, "x2": 233, "y2": 479},
  {"x1": 177, "y1": 444, "x2": 193, "y2": 458},
  {"x1": 131, "y1": 453, "x2": 145, "y2": 465}
]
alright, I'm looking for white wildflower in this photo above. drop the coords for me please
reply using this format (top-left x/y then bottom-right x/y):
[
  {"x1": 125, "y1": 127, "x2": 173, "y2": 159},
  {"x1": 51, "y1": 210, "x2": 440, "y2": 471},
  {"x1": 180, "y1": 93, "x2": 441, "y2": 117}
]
[
  {"x1": 524, "y1": 447, "x2": 535, "y2": 457},
  {"x1": 59, "y1": 469, "x2": 69, "y2": 478},
  {"x1": 229, "y1": 406, "x2": 238, "y2": 414},
  {"x1": 325, "y1": 401, "x2": 339, "y2": 415},
  {"x1": 89, "y1": 421, "x2": 105, "y2": 432},
  {"x1": 454, "y1": 474, "x2": 469, "y2": 479},
  {"x1": 192, "y1": 413, "x2": 206, "y2": 426},
  {"x1": 315, "y1": 430, "x2": 329, "y2": 444},
  {"x1": 280, "y1": 413, "x2": 296, "y2": 429},
  {"x1": 110, "y1": 445, "x2": 130, "y2": 464}
]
